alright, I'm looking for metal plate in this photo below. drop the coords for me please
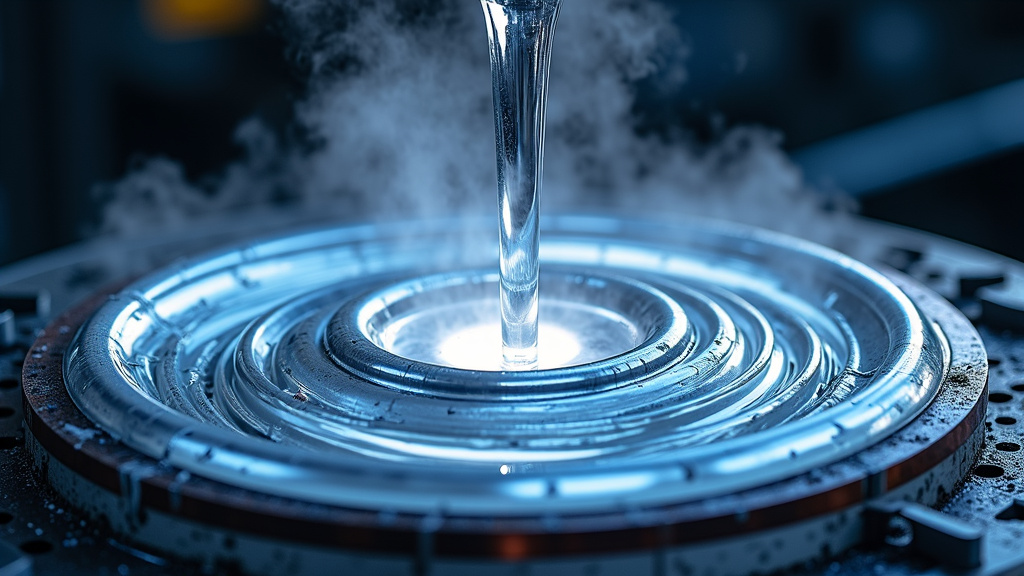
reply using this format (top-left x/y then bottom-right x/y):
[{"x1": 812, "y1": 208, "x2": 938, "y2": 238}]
[{"x1": 11, "y1": 216, "x2": 986, "y2": 575}]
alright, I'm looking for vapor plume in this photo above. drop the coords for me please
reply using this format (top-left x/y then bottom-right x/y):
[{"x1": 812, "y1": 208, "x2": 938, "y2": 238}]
[{"x1": 96, "y1": 0, "x2": 848, "y2": 241}]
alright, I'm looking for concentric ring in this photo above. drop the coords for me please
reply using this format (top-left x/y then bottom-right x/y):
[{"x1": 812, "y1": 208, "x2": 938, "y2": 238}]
[{"x1": 61, "y1": 215, "x2": 953, "y2": 516}]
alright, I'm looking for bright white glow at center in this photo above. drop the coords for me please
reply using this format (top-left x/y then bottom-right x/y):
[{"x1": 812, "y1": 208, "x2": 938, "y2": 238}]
[{"x1": 438, "y1": 322, "x2": 581, "y2": 371}]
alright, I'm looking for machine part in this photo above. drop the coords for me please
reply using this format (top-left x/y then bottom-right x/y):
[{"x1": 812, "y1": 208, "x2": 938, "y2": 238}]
[
  {"x1": 900, "y1": 503, "x2": 984, "y2": 569},
  {"x1": 866, "y1": 501, "x2": 983, "y2": 568},
  {"x1": 2, "y1": 213, "x2": 1024, "y2": 575},
  {"x1": 17, "y1": 215, "x2": 989, "y2": 575},
  {"x1": 54, "y1": 217, "x2": 968, "y2": 512},
  {"x1": 0, "y1": 311, "x2": 14, "y2": 351},
  {"x1": 0, "y1": 294, "x2": 50, "y2": 319},
  {"x1": 977, "y1": 274, "x2": 1024, "y2": 332},
  {"x1": 0, "y1": 335, "x2": 22, "y2": 450}
]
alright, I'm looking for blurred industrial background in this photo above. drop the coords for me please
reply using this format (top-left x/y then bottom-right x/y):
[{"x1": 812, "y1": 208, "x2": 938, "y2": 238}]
[{"x1": 1, "y1": 0, "x2": 1023, "y2": 267}]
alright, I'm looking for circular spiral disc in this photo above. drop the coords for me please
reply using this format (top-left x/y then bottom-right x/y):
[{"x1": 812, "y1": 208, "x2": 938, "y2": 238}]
[{"x1": 55, "y1": 215, "x2": 967, "y2": 519}]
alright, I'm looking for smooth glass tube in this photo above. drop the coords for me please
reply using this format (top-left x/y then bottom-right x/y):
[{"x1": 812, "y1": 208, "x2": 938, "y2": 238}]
[{"x1": 481, "y1": 0, "x2": 562, "y2": 370}]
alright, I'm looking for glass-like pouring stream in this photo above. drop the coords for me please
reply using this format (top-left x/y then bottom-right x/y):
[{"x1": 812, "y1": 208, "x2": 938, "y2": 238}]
[{"x1": 481, "y1": 0, "x2": 563, "y2": 369}]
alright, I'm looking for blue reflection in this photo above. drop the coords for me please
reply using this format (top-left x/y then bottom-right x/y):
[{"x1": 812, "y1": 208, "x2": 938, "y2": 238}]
[{"x1": 795, "y1": 79, "x2": 1024, "y2": 195}]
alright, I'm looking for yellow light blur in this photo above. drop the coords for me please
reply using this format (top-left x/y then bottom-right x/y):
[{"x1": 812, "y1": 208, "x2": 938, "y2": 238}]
[{"x1": 143, "y1": 0, "x2": 265, "y2": 40}]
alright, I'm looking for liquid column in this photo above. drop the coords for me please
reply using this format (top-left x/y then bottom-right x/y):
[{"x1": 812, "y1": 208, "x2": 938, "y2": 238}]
[{"x1": 481, "y1": 0, "x2": 562, "y2": 370}]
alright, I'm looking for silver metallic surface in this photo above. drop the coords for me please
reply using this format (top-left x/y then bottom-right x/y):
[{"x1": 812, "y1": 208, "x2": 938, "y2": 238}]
[{"x1": 62, "y1": 215, "x2": 949, "y2": 516}]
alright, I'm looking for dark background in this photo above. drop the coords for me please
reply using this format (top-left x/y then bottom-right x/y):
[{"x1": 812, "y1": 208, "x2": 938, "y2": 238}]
[{"x1": 1, "y1": 0, "x2": 1023, "y2": 267}]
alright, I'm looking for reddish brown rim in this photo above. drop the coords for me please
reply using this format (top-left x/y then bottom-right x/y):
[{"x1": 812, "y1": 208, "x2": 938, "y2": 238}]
[{"x1": 21, "y1": 275, "x2": 987, "y2": 560}]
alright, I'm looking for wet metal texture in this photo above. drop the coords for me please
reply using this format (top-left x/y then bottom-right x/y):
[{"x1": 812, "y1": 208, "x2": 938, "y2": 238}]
[
  {"x1": 4, "y1": 214, "x2": 1006, "y2": 575},
  {"x1": 60, "y1": 216, "x2": 952, "y2": 516}
]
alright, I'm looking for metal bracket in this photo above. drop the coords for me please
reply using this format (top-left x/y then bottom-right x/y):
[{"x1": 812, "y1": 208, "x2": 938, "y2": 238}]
[{"x1": 866, "y1": 501, "x2": 984, "y2": 569}]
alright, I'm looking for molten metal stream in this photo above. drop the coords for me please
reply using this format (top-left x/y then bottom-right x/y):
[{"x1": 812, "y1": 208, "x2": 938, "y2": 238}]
[{"x1": 481, "y1": 0, "x2": 563, "y2": 369}]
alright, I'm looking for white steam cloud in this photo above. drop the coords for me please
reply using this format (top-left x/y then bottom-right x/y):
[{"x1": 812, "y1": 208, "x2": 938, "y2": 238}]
[{"x1": 96, "y1": 0, "x2": 850, "y2": 241}]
